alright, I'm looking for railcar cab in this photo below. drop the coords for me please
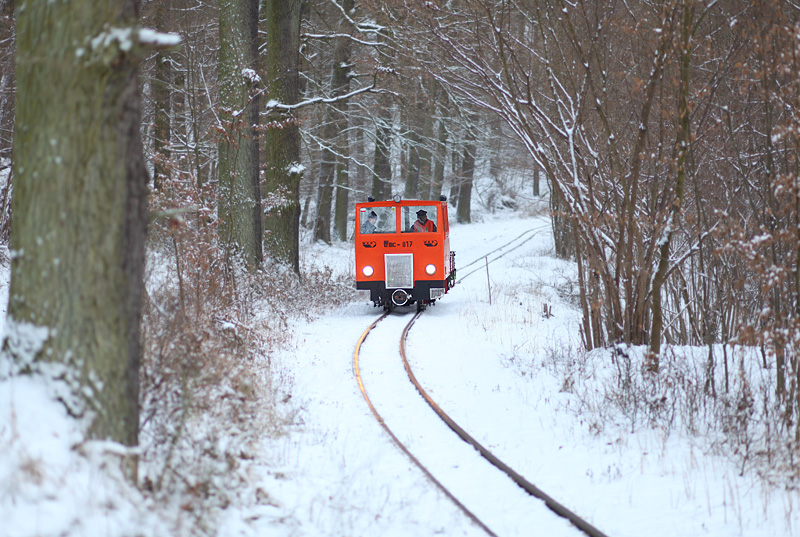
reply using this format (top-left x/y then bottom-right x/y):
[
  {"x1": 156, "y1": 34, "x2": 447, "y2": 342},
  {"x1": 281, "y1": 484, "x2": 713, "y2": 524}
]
[{"x1": 355, "y1": 195, "x2": 456, "y2": 311}]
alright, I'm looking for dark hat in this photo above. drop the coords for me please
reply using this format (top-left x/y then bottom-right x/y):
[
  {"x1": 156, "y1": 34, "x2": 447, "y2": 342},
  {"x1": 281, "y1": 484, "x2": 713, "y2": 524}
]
[
  {"x1": 369, "y1": 211, "x2": 377, "y2": 218},
  {"x1": 416, "y1": 209, "x2": 427, "y2": 216}
]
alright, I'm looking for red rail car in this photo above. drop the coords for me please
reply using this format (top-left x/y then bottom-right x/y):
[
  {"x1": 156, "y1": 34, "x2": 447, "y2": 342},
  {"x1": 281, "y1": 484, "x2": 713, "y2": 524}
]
[{"x1": 355, "y1": 196, "x2": 456, "y2": 310}]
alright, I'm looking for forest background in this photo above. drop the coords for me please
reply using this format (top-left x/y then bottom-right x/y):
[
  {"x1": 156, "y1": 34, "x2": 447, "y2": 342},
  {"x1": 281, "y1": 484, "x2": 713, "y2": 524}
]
[{"x1": 0, "y1": 0, "x2": 799, "y2": 534}]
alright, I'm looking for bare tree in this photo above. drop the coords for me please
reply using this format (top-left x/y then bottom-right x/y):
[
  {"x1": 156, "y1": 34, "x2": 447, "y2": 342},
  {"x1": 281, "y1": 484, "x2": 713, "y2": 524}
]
[
  {"x1": 402, "y1": 0, "x2": 738, "y2": 358},
  {"x1": 716, "y1": 0, "x2": 800, "y2": 430},
  {"x1": 149, "y1": 0, "x2": 173, "y2": 190},
  {"x1": 311, "y1": 0, "x2": 355, "y2": 244}
]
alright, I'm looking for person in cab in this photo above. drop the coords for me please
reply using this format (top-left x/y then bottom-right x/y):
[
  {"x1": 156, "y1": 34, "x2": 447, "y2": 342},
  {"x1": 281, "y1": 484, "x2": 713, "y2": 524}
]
[
  {"x1": 411, "y1": 209, "x2": 436, "y2": 232},
  {"x1": 361, "y1": 211, "x2": 378, "y2": 234}
]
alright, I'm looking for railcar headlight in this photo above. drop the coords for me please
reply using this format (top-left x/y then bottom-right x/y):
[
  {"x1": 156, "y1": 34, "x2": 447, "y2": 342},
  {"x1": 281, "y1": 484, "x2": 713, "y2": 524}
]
[
  {"x1": 362, "y1": 265, "x2": 374, "y2": 277},
  {"x1": 425, "y1": 263, "x2": 437, "y2": 275}
]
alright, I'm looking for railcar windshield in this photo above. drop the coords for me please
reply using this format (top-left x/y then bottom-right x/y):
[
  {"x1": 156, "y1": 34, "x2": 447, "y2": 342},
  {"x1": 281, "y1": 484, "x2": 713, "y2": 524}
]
[
  {"x1": 402, "y1": 204, "x2": 438, "y2": 233},
  {"x1": 358, "y1": 206, "x2": 396, "y2": 234}
]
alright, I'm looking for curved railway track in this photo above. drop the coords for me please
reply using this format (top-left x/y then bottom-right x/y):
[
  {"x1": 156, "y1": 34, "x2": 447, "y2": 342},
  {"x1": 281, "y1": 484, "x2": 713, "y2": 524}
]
[
  {"x1": 354, "y1": 312, "x2": 497, "y2": 536},
  {"x1": 456, "y1": 223, "x2": 550, "y2": 282},
  {"x1": 354, "y1": 309, "x2": 610, "y2": 537}
]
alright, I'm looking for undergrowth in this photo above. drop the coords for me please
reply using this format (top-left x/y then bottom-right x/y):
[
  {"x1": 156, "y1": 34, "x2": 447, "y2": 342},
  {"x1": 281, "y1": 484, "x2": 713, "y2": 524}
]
[
  {"x1": 474, "y1": 264, "x2": 800, "y2": 495},
  {"x1": 548, "y1": 320, "x2": 800, "y2": 495},
  {"x1": 140, "y1": 184, "x2": 352, "y2": 535}
]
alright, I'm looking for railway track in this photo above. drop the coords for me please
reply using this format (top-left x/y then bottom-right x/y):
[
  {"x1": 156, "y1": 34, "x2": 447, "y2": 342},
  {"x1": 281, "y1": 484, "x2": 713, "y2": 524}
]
[
  {"x1": 354, "y1": 309, "x2": 610, "y2": 537},
  {"x1": 456, "y1": 223, "x2": 550, "y2": 283}
]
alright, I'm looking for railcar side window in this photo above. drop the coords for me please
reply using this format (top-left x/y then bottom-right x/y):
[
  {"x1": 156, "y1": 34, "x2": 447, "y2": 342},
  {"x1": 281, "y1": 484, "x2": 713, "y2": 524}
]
[
  {"x1": 403, "y1": 205, "x2": 438, "y2": 233},
  {"x1": 359, "y1": 206, "x2": 396, "y2": 234}
]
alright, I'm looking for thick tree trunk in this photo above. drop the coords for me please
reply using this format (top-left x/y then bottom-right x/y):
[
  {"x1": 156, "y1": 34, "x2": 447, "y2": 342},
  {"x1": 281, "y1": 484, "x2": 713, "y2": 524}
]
[
  {"x1": 218, "y1": 0, "x2": 263, "y2": 269},
  {"x1": 418, "y1": 101, "x2": 433, "y2": 199},
  {"x1": 9, "y1": 0, "x2": 148, "y2": 446},
  {"x1": 371, "y1": 28, "x2": 393, "y2": 202},
  {"x1": 333, "y1": 157, "x2": 349, "y2": 240},
  {"x1": 262, "y1": 0, "x2": 302, "y2": 271}
]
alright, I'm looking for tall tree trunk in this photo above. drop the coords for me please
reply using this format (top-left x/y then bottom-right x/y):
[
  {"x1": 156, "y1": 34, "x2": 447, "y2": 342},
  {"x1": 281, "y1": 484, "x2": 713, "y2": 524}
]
[
  {"x1": 332, "y1": 0, "x2": 354, "y2": 241},
  {"x1": 431, "y1": 115, "x2": 447, "y2": 200},
  {"x1": 418, "y1": 98, "x2": 433, "y2": 199},
  {"x1": 449, "y1": 148, "x2": 461, "y2": 209},
  {"x1": 151, "y1": 0, "x2": 173, "y2": 191},
  {"x1": 333, "y1": 151, "x2": 349, "y2": 240},
  {"x1": 456, "y1": 121, "x2": 476, "y2": 223},
  {"x1": 0, "y1": 0, "x2": 15, "y2": 163},
  {"x1": 218, "y1": 0, "x2": 263, "y2": 270},
  {"x1": 262, "y1": 0, "x2": 302, "y2": 271},
  {"x1": 404, "y1": 131, "x2": 421, "y2": 199},
  {"x1": 313, "y1": 112, "x2": 335, "y2": 244},
  {"x1": 489, "y1": 114, "x2": 502, "y2": 186},
  {"x1": 9, "y1": 0, "x2": 149, "y2": 447},
  {"x1": 353, "y1": 115, "x2": 367, "y2": 195},
  {"x1": 370, "y1": 26, "x2": 393, "y2": 202},
  {"x1": 649, "y1": 0, "x2": 693, "y2": 364},
  {"x1": 372, "y1": 103, "x2": 392, "y2": 201}
]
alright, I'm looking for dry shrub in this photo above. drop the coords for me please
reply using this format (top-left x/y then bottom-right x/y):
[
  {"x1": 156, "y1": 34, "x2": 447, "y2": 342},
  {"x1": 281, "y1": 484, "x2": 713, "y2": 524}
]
[
  {"x1": 138, "y1": 175, "x2": 351, "y2": 534},
  {"x1": 559, "y1": 342, "x2": 800, "y2": 486},
  {"x1": 140, "y1": 213, "x2": 280, "y2": 534}
]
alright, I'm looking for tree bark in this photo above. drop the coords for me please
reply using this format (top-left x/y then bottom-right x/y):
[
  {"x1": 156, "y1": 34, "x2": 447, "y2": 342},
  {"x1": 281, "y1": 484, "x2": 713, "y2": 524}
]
[
  {"x1": 371, "y1": 27, "x2": 393, "y2": 202},
  {"x1": 372, "y1": 103, "x2": 392, "y2": 201},
  {"x1": 456, "y1": 117, "x2": 476, "y2": 223},
  {"x1": 0, "y1": 0, "x2": 15, "y2": 163},
  {"x1": 313, "y1": 112, "x2": 335, "y2": 244},
  {"x1": 431, "y1": 114, "x2": 447, "y2": 200},
  {"x1": 151, "y1": 0, "x2": 172, "y2": 191},
  {"x1": 218, "y1": 0, "x2": 263, "y2": 269},
  {"x1": 332, "y1": 0, "x2": 354, "y2": 241},
  {"x1": 262, "y1": 0, "x2": 302, "y2": 271},
  {"x1": 9, "y1": 0, "x2": 148, "y2": 446},
  {"x1": 404, "y1": 130, "x2": 421, "y2": 199}
]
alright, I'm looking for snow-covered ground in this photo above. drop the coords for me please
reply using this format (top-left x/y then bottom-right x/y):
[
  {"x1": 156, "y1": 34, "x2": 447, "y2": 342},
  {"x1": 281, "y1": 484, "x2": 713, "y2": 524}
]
[{"x1": 0, "y1": 205, "x2": 798, "y2": 536}]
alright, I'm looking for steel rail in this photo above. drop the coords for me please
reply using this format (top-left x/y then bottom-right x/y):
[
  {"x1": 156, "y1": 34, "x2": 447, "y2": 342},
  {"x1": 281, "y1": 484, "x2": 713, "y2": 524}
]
[
  {"x1": 457, "y1": 225, "x2": 549, "y2": 282},
  {"x1": 400, "y1": 311, "x2": 611, "y2": 537},
  {"x1": 457, "y1": 223, "x2": 549, "y2": 272},
  {"x1": 353, "y1": 312, "x2": 498, "y2": 537}
]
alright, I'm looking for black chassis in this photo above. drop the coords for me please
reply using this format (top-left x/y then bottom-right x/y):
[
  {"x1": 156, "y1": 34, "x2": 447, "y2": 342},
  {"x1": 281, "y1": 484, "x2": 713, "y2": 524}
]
[{"x1": 357, "y1": 279, "x2": 448, "y2": 308}]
